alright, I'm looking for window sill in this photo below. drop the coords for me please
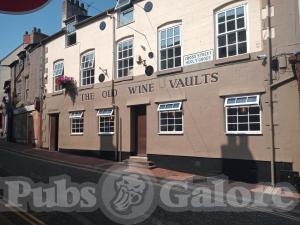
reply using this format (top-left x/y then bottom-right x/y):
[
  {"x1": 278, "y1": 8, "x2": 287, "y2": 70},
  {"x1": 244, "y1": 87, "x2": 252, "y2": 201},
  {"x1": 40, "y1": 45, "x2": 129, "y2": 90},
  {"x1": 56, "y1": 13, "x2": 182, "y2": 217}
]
[
  {"x1": 215, "y1": 53, "x2": 251, "y2": 66},
  {"x1": 225, "y1": 132, "x2": 262, "y2": 135},
  {"x1": 157, "y1": 67, "x2": 183, "y2": 76},
  {"x1": 65, "y1": 43, "x2": 77, "y2": 48},
  {"x1": 78, "y1": 84, "x2": 94, "y2": 91},
  {"x1": 70, "y1": 133, "x2": 84, "y2": 136},
  {"x1": 98, "y1": 133, "x2": 115, "y2": 136},
  {"x1": 158, "y1": 132, "x2": 184, "y2": 135},
  {"x1": 117, "y1": 20, "x2": 135, "y2": 29},
  {"x1": 51, "y1": 90, "x2": 64, "y2": 96},
  {"x1": 114, "y1": 76, "x2": 133, "y2": 83}
]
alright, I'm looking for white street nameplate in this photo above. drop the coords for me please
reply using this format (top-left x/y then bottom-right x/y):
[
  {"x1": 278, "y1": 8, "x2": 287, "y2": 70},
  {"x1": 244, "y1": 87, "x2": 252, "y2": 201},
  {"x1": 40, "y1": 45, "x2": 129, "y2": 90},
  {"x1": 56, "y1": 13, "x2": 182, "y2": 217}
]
[{"x1": 183, "y1": 49, "x2": 214, "y2": 66}]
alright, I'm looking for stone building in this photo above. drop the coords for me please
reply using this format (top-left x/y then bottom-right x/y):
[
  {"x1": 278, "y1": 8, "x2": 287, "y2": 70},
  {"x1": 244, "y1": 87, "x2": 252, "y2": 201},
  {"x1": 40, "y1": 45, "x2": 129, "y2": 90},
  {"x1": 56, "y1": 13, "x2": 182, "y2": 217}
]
[{"x1": 9, "y1": 28, "x2": 48, "y2": 146}]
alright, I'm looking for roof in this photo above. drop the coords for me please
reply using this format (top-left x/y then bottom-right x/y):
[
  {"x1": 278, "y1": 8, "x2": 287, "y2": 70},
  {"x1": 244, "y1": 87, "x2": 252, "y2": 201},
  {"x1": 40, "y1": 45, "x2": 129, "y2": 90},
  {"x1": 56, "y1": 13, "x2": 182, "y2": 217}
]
[
  {"x1": 0, "y1": 43, "x2": 23, "y2": 64},
  {"x1": 42, "y1": 0, "x2": 143, "y2": 45}
]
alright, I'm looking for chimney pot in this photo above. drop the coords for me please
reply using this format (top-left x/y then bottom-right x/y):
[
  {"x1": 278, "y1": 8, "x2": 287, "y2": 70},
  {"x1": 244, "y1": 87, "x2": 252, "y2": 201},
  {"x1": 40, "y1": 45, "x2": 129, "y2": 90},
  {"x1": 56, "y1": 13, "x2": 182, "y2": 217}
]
[{"x1": 81, "y1": 3, "x2": 84, "y2": 8}]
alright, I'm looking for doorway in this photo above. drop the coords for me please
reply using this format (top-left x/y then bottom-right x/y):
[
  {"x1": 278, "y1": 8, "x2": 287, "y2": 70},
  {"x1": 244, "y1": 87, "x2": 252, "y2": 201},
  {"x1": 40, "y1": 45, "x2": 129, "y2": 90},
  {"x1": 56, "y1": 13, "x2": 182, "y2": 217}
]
[
  {"x1": 49, "y1": 114, "x2": 59, "y2": 151},
  {"x1": 27, "y1": 115, "x2": 34, "y2": 146},
  {"x1": 131, "y1": 105, "x2": 147, "y2": 156}
]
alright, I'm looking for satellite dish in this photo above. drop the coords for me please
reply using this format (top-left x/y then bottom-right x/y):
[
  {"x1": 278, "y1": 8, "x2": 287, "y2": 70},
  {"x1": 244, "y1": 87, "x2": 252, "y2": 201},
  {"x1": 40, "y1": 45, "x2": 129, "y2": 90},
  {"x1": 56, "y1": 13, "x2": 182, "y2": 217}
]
[
  {"x1": 148, "y1": 52, "x2": 154, "y2": 59},
  {"x1": 99, "y1": 21, "x2": 106, "y2": 31},
  {"x1": 99, "y1": 74, "x2": 106, "y2": 82},
  {"x1": 145, "y1": 65, "x2": 154, "y2": 76},
  {"x1": 144, "y1": 1, "x2": 153, "y2": 12}
]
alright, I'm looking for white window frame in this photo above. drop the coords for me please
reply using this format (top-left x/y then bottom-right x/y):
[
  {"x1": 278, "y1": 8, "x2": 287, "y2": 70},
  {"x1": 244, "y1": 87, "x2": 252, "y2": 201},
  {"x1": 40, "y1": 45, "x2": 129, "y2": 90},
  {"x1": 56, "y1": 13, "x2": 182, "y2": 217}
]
[
  {"x1": 118, "y1": 6, "x2": 134, "y2": 27},
  {"x1": 80, "y1": 51, "x2": 95, "y2": 86},
  {"x1": 158, "y1": 102, "x2": 184, "y2": 135},
  {"x1": 66, "y1": 21, "x2": 76, "y2": 46},
  {"x1": 216, "y1": 4, "x2": 248, "y2": 59},
  {"x1": 97, "y1": 109, "x2": 115, "y2": 135},
  {"x1": 225, "y1": 95, "x2": 262, "y2": 135},
  {"x1": 115, "y1": 0, "x2": 131, "y2": 10},
  {"x1": 69, "y1": 111, "x2": 84, "y2": 135},
  {"x1": 53, "y1": 60, "x2": 64, "y2": 92},
  {"x1": 117, "y1": 38, "x2": 134, "y2": 78},
  {"x1": 159, "y1": 24, "x2": 182, "y2": 71}
]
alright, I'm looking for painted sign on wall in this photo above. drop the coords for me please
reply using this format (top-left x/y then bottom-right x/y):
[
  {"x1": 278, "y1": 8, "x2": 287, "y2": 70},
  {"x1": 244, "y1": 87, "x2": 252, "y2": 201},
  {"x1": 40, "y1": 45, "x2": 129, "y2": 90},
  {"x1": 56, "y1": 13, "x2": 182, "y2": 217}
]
[{"x1": 183, "y1": 50, "x2": 214, "y2": 66}]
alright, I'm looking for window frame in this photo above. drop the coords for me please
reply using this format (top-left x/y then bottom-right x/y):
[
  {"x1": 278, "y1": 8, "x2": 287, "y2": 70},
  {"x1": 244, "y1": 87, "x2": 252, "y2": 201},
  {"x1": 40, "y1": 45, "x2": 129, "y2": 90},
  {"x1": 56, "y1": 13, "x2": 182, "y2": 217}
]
[
  {"x1": 224, "y1": 95, "x2": 262, "y2": 135},
  {"x1": 118, "y1": 6, "x2": 134, "y2": 27},
  {"x1": 69, "y1": 111, "x2": 84, "y2": 135},
  {"x1": 80, "y1": 51, "x2": 95, "y2": 86},
  {"x1": 25, "y1": 76, "x2": 29, "y2": 101},
  {"x1": 66, "y1": 20, "x2": 77, "y2": 47},
  {"x1": 158, "y1": 23, "x2": 182, "y2": 71},
  {"x1": 158, "y1": 102, "x2": 184, "y2": 135},
  {"x1": 117, "y1": 38, "x2": 134, "y2": 79},
  {"x1": 115, "y1": 0, "x2": 131, "y2": 10},
  {"x1": 53, "y1": 60, "x2": 64, "y2": 92},
  {"x1": 215, "y1": 4, "x2": 248, "y2": 59},
  {"x1": 97, "y1": 109, "x2": 115, "y2": 135}
]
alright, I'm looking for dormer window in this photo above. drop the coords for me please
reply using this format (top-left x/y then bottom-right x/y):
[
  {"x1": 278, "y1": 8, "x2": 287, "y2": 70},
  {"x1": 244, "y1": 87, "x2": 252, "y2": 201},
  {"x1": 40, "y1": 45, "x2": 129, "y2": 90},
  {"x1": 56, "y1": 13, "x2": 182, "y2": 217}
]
[
  {"x1": 115, "y1": 0, "x2": 131, "y2": 10},
  {"x1": 116, "y1": 0, "x2": 134, "y2": 27},
  {"x1": 66, "y1": 20, "x2": 76, "y2": 46}
]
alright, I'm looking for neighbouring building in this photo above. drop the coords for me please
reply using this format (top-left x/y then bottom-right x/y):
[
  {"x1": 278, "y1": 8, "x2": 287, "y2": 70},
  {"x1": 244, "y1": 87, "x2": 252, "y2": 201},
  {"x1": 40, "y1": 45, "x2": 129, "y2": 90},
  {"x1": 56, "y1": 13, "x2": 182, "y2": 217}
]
[
  {"x1": 9, "y1": 28, "x2": 48, "y2": 147},
  {"x1": 41, "y1": 0, "x2": 300, "y2": 186},
  {"x1": 0, "y1": 44, "x2": 24, "y2": 140}
]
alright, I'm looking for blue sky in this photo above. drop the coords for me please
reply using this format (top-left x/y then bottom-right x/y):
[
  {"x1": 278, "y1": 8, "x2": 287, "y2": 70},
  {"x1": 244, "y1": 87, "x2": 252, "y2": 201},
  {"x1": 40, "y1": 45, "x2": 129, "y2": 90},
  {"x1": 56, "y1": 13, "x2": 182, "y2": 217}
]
[{"x1": 0, "y1": 0, "x2": 115, "y2": 60}]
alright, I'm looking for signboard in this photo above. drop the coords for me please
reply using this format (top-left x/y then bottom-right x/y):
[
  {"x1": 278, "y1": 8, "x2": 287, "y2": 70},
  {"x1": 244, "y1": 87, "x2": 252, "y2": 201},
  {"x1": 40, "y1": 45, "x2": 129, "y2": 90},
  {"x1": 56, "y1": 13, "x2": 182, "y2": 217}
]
[
  {"x1": 13, "y1": 105, "x2": 35, "y2": 115},
  {"x1": 183, "y1": 50, "x2": 214, "y2": 66}
]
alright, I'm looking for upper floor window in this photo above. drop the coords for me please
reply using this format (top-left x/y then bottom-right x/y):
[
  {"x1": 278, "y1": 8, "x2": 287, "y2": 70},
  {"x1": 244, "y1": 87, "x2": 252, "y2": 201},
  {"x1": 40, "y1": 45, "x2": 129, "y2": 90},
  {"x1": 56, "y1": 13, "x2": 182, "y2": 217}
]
[
  {"x1": 224, "y1": 95, "x2": 261, "y2": 134},
  {"x1": 80, "y1": 51, "x2": 95, "y2": 86},
  {"x1": 25, "y1": 76, "x2": 29, "y2": 101},
  {"x1": 115, "y1": 0, "x2": 131, "y2": 10},
  {"x1": 159, "y1": 24, "x2": 181, "y2": 71},
  {"x1": 118, "y1": 6, "x2": 134, "y2": 27},
  {"x1": 66, "y1": 21, "x2": 76, "y2": 47},
  {"x1": 216, "y1": 5, "x2": 247, "y2": 58},
  {"x1": 117, "y1": 38, "x2": 133, "y2": 78},
  {"x1": 16, "y1": 80, "x2": 22, "y2": 103},
  {"x1": 53, "y1": 60, "x2": 64, "y2": 92}
]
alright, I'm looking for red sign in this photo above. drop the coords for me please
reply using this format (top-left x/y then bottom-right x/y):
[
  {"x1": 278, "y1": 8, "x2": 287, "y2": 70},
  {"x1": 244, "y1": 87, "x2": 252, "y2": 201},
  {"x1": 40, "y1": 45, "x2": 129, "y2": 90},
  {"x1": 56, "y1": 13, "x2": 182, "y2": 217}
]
[{"x1": 0, "y1": 0, "x2": 50, "y2": 14}]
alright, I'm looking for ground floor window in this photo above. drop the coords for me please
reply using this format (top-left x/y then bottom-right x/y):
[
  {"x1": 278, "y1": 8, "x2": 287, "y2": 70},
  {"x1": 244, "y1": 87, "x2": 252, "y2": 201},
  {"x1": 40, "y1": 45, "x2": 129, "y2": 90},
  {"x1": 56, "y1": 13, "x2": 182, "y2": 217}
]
[
  {"x1": 97, "y1": 108, "x2": 115, "y2": 134},
  {"x1": 225, "y1": 95, "x2": 261, "y2": 134},
  {"x1": 158, "y1": 102, "x2": 183, "y2": 134},
  {"x1": 69, "y1": 111, "x2": 84, "y2": 134}
]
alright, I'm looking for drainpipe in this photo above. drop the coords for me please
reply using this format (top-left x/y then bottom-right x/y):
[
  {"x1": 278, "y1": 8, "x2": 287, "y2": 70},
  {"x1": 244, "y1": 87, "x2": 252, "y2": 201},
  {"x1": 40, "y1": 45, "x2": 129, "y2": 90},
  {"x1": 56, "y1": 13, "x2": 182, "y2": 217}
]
[
  {"x1": 267, "y1": 0, "x2": 276, "y2": 187},
  {"x1": 108, "y1": 12, "x2": 120, "y2": 162},
  {"x1": 39, "y1": 44, "x2": 45, "y2": 149}
]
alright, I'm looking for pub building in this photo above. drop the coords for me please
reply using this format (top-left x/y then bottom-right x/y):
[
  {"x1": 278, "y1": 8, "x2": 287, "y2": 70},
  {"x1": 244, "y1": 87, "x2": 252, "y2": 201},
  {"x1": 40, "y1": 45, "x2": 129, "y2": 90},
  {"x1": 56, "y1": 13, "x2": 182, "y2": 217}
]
[{"x1": 41, "y1": 0, "x2": 300, "y2": 186}]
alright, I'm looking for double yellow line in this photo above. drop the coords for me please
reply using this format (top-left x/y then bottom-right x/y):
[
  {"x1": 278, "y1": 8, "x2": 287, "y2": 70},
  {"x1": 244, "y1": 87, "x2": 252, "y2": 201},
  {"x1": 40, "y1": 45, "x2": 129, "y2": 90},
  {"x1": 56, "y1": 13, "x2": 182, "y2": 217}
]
[{"x1": 0, "y1": 198, "x2": 47, "y2": 225}]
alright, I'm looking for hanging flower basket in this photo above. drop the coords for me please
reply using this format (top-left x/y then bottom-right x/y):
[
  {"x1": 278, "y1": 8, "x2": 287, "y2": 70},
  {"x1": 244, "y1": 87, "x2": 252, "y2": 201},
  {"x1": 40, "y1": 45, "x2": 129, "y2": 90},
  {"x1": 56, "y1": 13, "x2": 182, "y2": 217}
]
[{"x1": 55, "y1": 76, "x2": 75, "y2": 92}]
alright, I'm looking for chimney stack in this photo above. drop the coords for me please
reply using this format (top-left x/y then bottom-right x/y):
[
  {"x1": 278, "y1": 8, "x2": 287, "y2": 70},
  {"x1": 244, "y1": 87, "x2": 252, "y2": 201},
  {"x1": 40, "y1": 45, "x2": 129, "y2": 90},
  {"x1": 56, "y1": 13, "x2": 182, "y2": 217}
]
[
  {"x1": 23, "y1": 28, "x2": 48, "y2": 45},
  {"x1": 61, "y1": 0, "x2": 88, "y2": 28},
  {"x1": 23, "y1": 31, "x2": 31, "y2": 45}
]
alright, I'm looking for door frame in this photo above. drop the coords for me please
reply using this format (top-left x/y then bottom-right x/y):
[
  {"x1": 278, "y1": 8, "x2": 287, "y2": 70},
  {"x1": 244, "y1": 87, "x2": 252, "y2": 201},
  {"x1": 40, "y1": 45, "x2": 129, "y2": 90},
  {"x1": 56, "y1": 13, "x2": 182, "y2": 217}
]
[
  {"x1": 130, "y1": 105, "x2": 147, "y2": 156},
  {"x1": 49, "y1": 113, "x2": 59, "y2": 152}
]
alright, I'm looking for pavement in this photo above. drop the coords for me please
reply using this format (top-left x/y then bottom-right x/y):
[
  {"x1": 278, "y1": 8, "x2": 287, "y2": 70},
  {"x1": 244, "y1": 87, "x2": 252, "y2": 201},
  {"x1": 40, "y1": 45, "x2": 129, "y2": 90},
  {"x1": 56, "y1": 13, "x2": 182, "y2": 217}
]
[{"x1": 0, "y1": 140, "x2": 299, "y2": 201}]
